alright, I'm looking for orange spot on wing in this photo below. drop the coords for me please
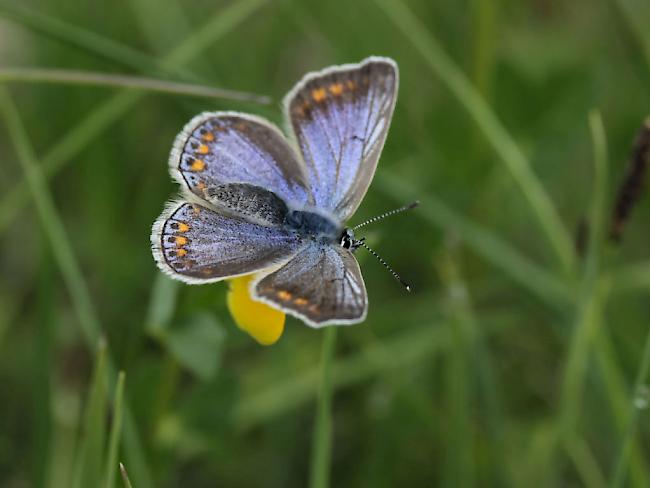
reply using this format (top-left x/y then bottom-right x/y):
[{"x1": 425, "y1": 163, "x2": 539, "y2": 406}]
[
  {"x1": 277, "y1": 290, "x2": 292, "y2": 301},
  {"x1": 329, "y1": 83, "x2": 344, "y2": 96},
  {"x1": 175, "y1": 236, "x2": 188, "y2": 246},
  {"x1": 294, "y1": 297, "x2": 308, "y2": 306},
  {"x1": 176, "y1": 248, "x2": 187, "y2": 257},
  {"x1": 190, "y1": 159, "x2": 206, "y2": 172},
  {"x1": 312, "y1": 87, "x2": 327, "y2": 102},
  {"x1": 197, "y1": 144, "x2": 209, "y2": 155},
  {"x1": 201, "y1": 132, "x2": 215, "y2": 142},
  {"x1": 178, "y1": 222, "x2": 190, "y2": 232}
]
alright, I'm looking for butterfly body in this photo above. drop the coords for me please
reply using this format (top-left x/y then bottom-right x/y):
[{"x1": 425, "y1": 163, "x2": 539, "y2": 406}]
[
  {"x1": 284, "y1": 209, "x2": 342, "y2": 245},
  {"x1": 152, "y1": 56, "x2": 399, "y2": 327}
]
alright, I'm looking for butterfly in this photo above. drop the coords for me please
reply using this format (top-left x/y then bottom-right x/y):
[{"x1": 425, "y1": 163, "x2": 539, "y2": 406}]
[{"x1": 151, "y1": 56, "x2": 400, "y2": 327}]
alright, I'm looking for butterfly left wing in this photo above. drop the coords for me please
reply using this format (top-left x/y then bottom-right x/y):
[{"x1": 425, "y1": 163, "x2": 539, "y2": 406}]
[
  {"x1": 252, "y1": 243, "x2": 367, "y2": 327},
  {"x1": 170, "y1": 111, "x2": 312, "y2": 209},
  {"x1": 284, "y1": 57, "x2": 398, "y2": 221},
  {"x1": 151, "y1": 201, "x2": 304, "y2": 283}
]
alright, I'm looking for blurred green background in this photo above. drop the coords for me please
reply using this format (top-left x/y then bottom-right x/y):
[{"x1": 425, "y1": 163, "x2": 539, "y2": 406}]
[{"x1": 1, "y1": 0, "x2": 649, "y2": 486}]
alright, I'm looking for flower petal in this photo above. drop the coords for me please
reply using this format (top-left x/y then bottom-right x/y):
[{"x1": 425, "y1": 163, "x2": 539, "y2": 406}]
[{"x1": 227, "y1": 274, "x2": 285, "y2": 345}]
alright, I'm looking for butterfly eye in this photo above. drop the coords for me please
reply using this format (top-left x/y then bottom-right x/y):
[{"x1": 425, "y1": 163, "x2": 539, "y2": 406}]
[{"x1": 340, "y1": 229, "x2": 354, "y2": 249}]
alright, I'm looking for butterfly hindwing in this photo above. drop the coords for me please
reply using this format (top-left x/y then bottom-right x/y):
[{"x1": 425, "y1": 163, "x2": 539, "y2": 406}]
[
  {"x1": 252, "y1": 243, "x2": 368, "y2": 327},
  {"x1": 284, "y1": 57, "x2": 398, "y2": 221},
  {"x1": 151, "y1": 201, "x2": 303, "y2": 283},
  {"x1": 170, "y1": 111, "x2": 313, "y2": 209}
]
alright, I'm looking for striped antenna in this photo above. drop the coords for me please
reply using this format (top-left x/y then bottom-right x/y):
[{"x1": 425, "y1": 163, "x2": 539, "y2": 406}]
[
  {"x1": 352, "y1": 201, "x2": 419, "y2": 230},
  {"x1": 356, "y1": 239, "x2": 411, "y2": 292}
]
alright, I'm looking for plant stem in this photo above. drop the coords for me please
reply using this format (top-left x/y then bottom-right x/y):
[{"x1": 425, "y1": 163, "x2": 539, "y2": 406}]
[
  {"x1": 0, "y1": 67, "x2": 271, "y2": 104},
  {"x1": 0, "y1": 88, "x2": 153, "y2": 488},
  {"x1": 611, "y1": 329, "x2": 650, "y2": 487},
  {"x1": 309, "y1": 326, "x2": 338, "y2": 488},
  {"x1": 373, "y1": 0, "x2": 575, "y2": 274}
]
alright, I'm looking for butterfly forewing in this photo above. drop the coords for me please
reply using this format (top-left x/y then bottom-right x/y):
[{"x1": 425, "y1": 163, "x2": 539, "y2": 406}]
[
  {"x1": 253, "y1": 244, "x2": 368, "y2": 327},
  {"x1": 152, "y1": 201, "x2": 303, "y2": 283},
  {"x1": 171, "y1": 111, "x2": 313, "y2": 209},
  {"x1": 284, "y1": 57, "x2": 398, "y2": 221}
]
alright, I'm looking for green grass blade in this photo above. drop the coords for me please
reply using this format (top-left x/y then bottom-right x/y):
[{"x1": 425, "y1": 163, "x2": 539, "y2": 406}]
[
  {"x1": 0, "y1": 87, "x2": 102, "y2": 346},
  {"x1": 0, "y1": 88, "x2": 154, "y2": 488},
  {"x1": 119, "y1": 463, "x2": 134, "y2": 488},
  {"x1": 0, "y1": 0, "x2": 163, "y2": 75},
  {"x1": 0, "y1": 67, "x2": 271, "y2": 104},
  {"x1": 0, "y1": 0, "x2": 269, "y2": 235},
  {"x1": 235, "y1": 321, "x2": 453, "y2": 430},
  {"x1": 436, "y1": 248, "x2": 508, "y2": 486},
  {"x1": 376, "y1": 171, "x2": 571, "y2": 309},
  {"x1": 437, "y1": 251, "x2": 476, "y2": 487},
  {"x1": 593, "y1": 328, "x2": 649, "y2": 488},
  {"x1": 145, "y1": 273, "x2": 180, "y2": 336},
  {"x1": 611, "y1": 330, "x2": 650, "y2": 487},
  {"x1": 566, "y1": 437, "x2": 607, "y2": 488},
  {"x1": 105, "y1": 372, "x2": 126, "y2": 488},
  {"x1": 610, "y1": 262, "x2": 650, "y2": 293},
  {"x1": 557, "y1": 111, "x2": 609, "y2": 470},
  {"x1": 374, "y1": 0, "x2": 575, "y2": 274},
  {"x1": 0, "y1": 89, "x2": 141, "y2": 234},
  {"x1": 604, "y1": 0, "x2": 650, "y2": 89},
  {"x1": 72, "y1": 341, "x2": 108, "y2": 488},
  {"x1": 309, "y1": 327, "x2": 337, "y2": 488}
]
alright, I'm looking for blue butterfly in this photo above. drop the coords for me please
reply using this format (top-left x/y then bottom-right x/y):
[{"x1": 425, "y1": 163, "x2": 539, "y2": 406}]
[{"x1": 151, "y1": 56, "x2": 400, "y2": 327}]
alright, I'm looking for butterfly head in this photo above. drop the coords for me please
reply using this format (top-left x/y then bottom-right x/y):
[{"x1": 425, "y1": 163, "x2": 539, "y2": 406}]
[{"x1": 339, "y1": 228, "x2": 357, "y2": 250}]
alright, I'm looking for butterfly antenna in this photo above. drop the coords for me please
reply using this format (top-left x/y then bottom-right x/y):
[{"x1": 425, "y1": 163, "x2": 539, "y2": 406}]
[
  {"x1": 352, "y1": 201, "x2": 419, "y2": 231},
  {"x1": 356, "y1": 240, "x2": 412, "y2": 292}
]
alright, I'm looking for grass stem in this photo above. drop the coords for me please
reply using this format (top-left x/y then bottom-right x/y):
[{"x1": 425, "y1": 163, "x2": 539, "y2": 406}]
[
  {"x1": 611, "y1": 330, "x2": 650, "y2": 487},
  {"x1": 0, "y1": 67, "x2": 271, "y2": 103},
  {"x1": 309, "y1": 326, "x2": 338, "y2": 488},
  {"x1": 374, "y1": 0, "x2": 575, "y2": 274}
]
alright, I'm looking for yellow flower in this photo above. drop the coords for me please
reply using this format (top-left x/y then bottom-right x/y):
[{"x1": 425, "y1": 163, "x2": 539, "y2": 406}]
[{"x1": 226, "y1": 274, "x2": 285, "y2": 345}]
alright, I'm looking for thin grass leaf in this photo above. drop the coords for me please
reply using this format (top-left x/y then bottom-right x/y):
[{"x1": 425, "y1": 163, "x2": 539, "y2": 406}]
[
  {"x1": 604, "y1": 0, "x2": 650, "y2": 89},
  {"x1": 0, "y1": 0, "x2": 269, "y2": 234},
  {"x1": 437, "y1": 248, "x2": 509, "y2": 486},
  {"x1": 145, "y1": 273, "x2": 179, "y2": 336},
  {"x1": 235, "y1": 321, "x2": 450, "y2": 430},
  {"x1": 119, "y1": 463, "x2": 134, "y2": 488},
  {"x1": 593, "y1": 327, "x2": 649, "y2": 488},
  {"x1": 0, "y1": 67, "x2": 271, "y2": 103},
  {"x1": 566, "y1": 437, "x2": 607, "y2": 488},
  {"x1": 309, "y1": 327, "x2": 337, "y2": 488},
  {"x1": 611, "y1": 329, "x2": 650, "y2": 487},
  {"x1": 610, "y1": 261, "x2": 650, "y2": 293},
  {"x1": 375, "y1": 171, "x2": 571, "y2": 309},
  {"x1": 0, "y1": 88, "x2": 154, "y2": 488},
  {"x1": 0, "y1": 0, "x2": 165, "y2": 75},
  {"x1": 105, "y1": 372, "x2": 126, "y2": 488},
  {"x1": 0, "y1": 87, "x2": 102, "y2": 346},
  {"x1": 72, "y1": 340, "x2": 108, "y2": 488},
  {"x1": 437, "y1": 251, "x2": 476, "y2": 487},
  {"x1": 373, "y1": 0, "x2": 575, "y2": 274},
  {"x1": 557, "y1": 111, "x2": 609, "y2": 466}
]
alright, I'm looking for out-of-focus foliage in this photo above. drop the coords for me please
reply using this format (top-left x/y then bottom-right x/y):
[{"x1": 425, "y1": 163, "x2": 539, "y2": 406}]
[{"x1": 0, "y1": 0, "x2": 649, "y2": 486}]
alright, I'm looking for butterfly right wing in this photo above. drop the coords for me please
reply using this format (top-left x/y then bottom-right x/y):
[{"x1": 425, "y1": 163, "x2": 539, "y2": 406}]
[
  {"x1": 284, "y1": 57, "x2": 398, "y2": 221},
  {"x1": 252, "y1": 243, "x2": 368, "y2": 327},
  {"x1": 151, "y1": 201, "x2": 304, "y2": 283}
]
